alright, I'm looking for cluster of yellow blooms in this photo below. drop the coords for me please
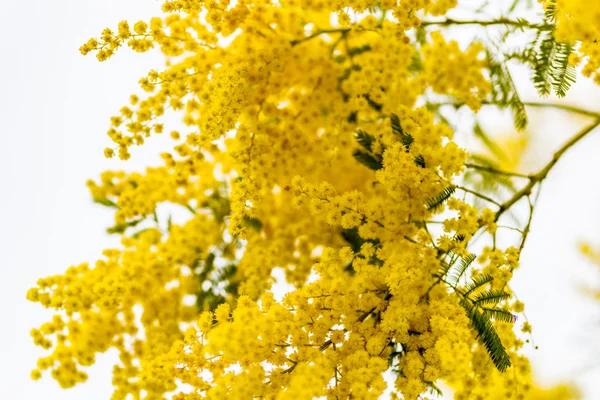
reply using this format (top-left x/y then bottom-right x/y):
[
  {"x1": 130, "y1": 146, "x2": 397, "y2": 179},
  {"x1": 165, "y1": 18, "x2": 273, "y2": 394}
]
[
  {"x1": 28, "y1": 0, "x2": 585, "y2": 399},
  {"x1": 421, "y1": 32, "x2": 490, "y2": 111},
  {"x1": 546, "y1": 0, "x2": 600, "y2": 83}
]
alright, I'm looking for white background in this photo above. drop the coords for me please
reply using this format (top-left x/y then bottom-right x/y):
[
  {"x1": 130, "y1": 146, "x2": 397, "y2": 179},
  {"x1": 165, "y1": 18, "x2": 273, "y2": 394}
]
[{"x1": 1, "y1": 0, "x2": 600, "y2": 398}]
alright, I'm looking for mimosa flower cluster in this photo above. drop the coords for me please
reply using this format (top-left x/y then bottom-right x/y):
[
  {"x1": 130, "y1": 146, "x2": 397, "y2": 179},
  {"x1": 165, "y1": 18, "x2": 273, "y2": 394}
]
[{"x1": 28, "y1": 0, "x2": 586, "y2": 399}]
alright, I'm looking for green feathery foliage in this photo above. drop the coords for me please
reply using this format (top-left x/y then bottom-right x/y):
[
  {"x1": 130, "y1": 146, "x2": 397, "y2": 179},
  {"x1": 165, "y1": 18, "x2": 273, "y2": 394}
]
[
  {"x1": 355, "y1": 129, "x2": 375, "y2": 152},
  {"x1": 389, "y1": 113, "x2": 402, "y2": 135},
  {"x1": 414, "y1": 154, "x2": 426, "y2": 168},
  {"x1": 465, "y1": 154, "x2": 517, "y2": 194},
  {"x1": 446, "y1": 253, "x2": 477, "y2": 287},
  {"x1": 402, "y1": 131, "x2": 415, "y2": 151},
  {"x1": 342, "y1": 227, "x2": 365, "y2": 254},
  {"x1": 544, "y1": 0, "x2": 557, "y2": 20},
  {"x1": 425, "y1": 381, "x2": 443, "y2": 397},
  {"x1": 463, "y1": 273, "x2": 495, "y2": 295},
  {"x1": 347, "y1": 44, "x2": 372, "y2": 57},
  {"x1": 473, "y1": 289, "x2": 512, "y2": 306},
  {"x1": 552, "y1": 43, "x2": 577, "y2": 98},
  {"x1": 487, "y1": 48, "x2": 528, "y2": 130},
  {"x1": 438, "y1": 253, "x2": 514, "y2": 372},
  {"x1": 200, "y1": 253, "x2": 216, "y2": 278},
  {"x1": 195, "y1": 252, "x2": 240, "y2": 312},
  {"x1": 215, "y1": 263, "x2": 238, "y2": 283},
  {"x1": 243, "y1": 216, "x2": 263, "y2": 232},
  {"x1": 106, "y1": 217, "x2": 144, "y2": 234},
  {"x1": 353, "y1": 128, "x2": 384, "y2": 170},
  {"x1": 408, "y1": 50, "x2": 424, "y2": 74},
  {"x1": 390, "y1": 113, "x2": 415, "y2": 151},
  {"x1": 533, "y1": 29, "x2": 556, "y2": 96},
  {"x1": 460, "y1": 298, "x2": 513, "y2": 372},
  {"x1": 390, "y1": 114, "x2": 426, "y2": 167},
  {"x1": 482, "y1": 307, "x2": 517, "y2": 323},
  {"x1": 94, "y1": 197, "x2": 118, "y2": 208},
  {"x1": 437, "y1": 258, "x2": 451, "y2": 279},
  {"x1": 454, "y1": 272, "x2": 514, "y2": 372},
  {"x1": 196, "y1": 291, "x2": 226, "y2": 312},
  {"x1": 203, "y1": 186, "x2": 232, "y2": 223},
  {"x1": 473, "y1": 123, "x2": 507, "y2": 161},
  {"x1": 425, "y1": 185, "x2": 456, "y2": 211},
  {"x1": 353, "y1": 149, "x2": 383, "y2": 170},
  {"x1": 196, "y1": 253, "x2": 222, "y2": 311},
  {"x1": 531, "y1": 0, "x2": 576, "y2": 98},
  {"x1": 341, "y1": 227, "x2": 382, "y2": 273},
  {"x1": 453, "y1": 233, "x2": 466, "y2": 243}
]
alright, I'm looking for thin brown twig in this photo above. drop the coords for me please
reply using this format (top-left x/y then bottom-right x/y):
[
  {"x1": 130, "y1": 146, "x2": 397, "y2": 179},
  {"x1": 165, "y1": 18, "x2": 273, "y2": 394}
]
[{"x1": 495, "y1": 118, "x2": 600, "y2": 221}]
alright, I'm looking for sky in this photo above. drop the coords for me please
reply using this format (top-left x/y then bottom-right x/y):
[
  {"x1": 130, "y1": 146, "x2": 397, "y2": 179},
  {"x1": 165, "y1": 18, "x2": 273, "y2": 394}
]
[{"x1": 1, "y1": 0, "x2": 600, "y2": 399}]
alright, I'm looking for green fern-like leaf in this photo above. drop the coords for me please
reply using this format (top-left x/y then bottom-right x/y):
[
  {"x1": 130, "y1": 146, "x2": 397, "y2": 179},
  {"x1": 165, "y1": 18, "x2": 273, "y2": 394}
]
[
  {"x1": 473, "y1": 290, "x2": 512, "y2": 306},
  {"x1": 94, "y1": 197, "x2": 119, "y2": 208},
  {"x1": 453, "y1": 233, "x2": 466, "y2": 243},
  {"x1": 202, "y1": 189, "x2": 232, "y2": 224},
  {"x1": 414, "y1": 154, "x2": 426, "y2": 168},
  {"x1": 355, "y1": 129, "x2": 375, "y2": 152},
  {"x1": 215, "y1": 264, "x2": 238, "y2": 285},
  {"x1": 408, "y1": 51, "x2": 424, "y2": 74},
  {"x1": 106, "y1": 218, "x2": 144, "y2": 235},
  {"x1": 364, "y1": 94, "x2": 383, "y2": 112},
  {"x1": 487, "y1": 48, "x2": 528, "y2": 130},
  {"x1": 353, "y1": 129, "x2": 384, "y2": 170},
  {"x1": 455, "y1": 275, "x2": 515, "y2": 371},
  {"x1": 347, "y1": 44, "x2": 372, "y2": 57},
  {"x1": 437, "y1": 249, "x2": 460, "y2": 277},
  {"x1": 402, "y1": 134, "x2": 415, "y2": 151},
  {"x1": 425, "y1": 185, "x2": 456, "y2": 211},
  {"x1": 243, "y1": 216, "x2": 263, "y2": 232},
  {"x1": 460, "y1": 299, "x2": 512, "y2": 372},
  {"x1": 390, "y1": 113, "x2": 415, "y2": 151},
  {"x1": 533, "y1": 29, "x2": 556, "y2": 96},
  {"x1": 437, "y1": 258, "x2": 451, "y2": 278},
  {"x1": 196, "y1": 253, "x2": 216, "y2": 282},
  {"x1": 342, "y1": 227, "x2": 364, "y2": 253},
  {"x1": 415, "y1": 26, "x2": 427, "y2": 45},
  {"x1": 463, "y1": 273, "x2": 494, "y2": 295},
  {"x1": 390, "y1": 113, "x2": 403, "y2": 135},
  {"x1": 482, "y1": 307, "x2": 517, "y2": 323},
  {"x1": 473, "y1": 124, "x2": 508, "y2": 161},
  {"x1": 425, "y1": 381, "x2": 443, "y2": 397},
  {"x1": 353, "y1": 149, "x2": 383, "y2": 170},
  {"x1": 551, "y1": 43, "x2": 577, "y2": 98},
  {"x1": 531, "y1": 1, "x2": 575, "y2": 97},
  {"x1": 196, "y1": 291, "x2": 226, "y2": 312},
  {"x1": 447, "y1": 253, "x2": 477, "y2": 287},
  {"x1": 465, "y1": 154, "x2": 517, "y2": 194},
  {"x1": 544, "y1": 0, "x2": 557, "y2": 21}
]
